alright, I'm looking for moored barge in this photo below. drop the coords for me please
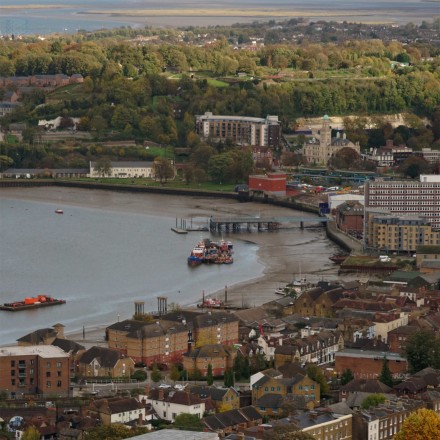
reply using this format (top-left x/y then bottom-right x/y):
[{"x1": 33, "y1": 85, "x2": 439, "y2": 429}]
[{"x1": 0, "y1": 295, "x2": 66, "y2": 311}]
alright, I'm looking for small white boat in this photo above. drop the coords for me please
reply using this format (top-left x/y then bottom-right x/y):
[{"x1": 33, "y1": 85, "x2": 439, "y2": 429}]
[{"x1": 55, "y1": 209, "x2": 64, "y2": 214}]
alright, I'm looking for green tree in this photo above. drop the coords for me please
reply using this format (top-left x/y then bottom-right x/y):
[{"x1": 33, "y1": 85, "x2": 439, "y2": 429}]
[
  {"x1": 378, "y1": 357, "x2": 394, "y2": 387},
  {"x1": 394, "y1": 408, "x2": 440, "y2": 440},
  {"x1": 306, "y1": 364, "x2": 328, "y2": 396},
  {"x1": 151, "y1": 364, "x2": 163, "y2": 383},
  {"x1": 208, "y1": 153, "x2": 234, "y2": 184},
  {"x1": 224, "y1": 368, "x2": 234, "y2": 387},
  {"x1": 398, "y1": 156, "x2": 431, "y2": 179},
  {"x1": 404, "y1": 330, "x2": 440, "y2": 373},
  {"x1": 340, "y1": 368, "x2": 354, "y2": 386},
  {"x1": 169, "y1": 364, "x2": 181, "y2": 383},
  {"x1": 0, "y1": 155, "x2": 14, "y2": 171},
  {"x1": 173, "y1": 413, "x2": 204, "y2": 431},
  {"x1": 361, "y1": 393, "x2": 386, "y2": 409},
  {"x1": 207, "y1": 363, "x2": 214, "y2": 385}
]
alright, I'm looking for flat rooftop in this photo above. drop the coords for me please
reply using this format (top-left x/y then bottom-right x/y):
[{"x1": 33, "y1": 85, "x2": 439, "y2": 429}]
[{"x1": 0, "y1": 345, "x2": 69, "y2": 359}]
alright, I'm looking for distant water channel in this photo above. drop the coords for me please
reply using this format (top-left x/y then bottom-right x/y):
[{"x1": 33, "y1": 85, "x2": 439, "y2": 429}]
[{"x1": 0, "y1": 196, "x2": 264, "y2": 345}]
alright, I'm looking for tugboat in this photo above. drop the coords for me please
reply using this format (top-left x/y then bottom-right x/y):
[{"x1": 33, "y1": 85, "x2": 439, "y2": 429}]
[
  {"x1": 187, "y1": 238, "x2": 234, "y2": 266},
  {"x1": 0, "y1": 295, "x2": 66, "y2": 311}
]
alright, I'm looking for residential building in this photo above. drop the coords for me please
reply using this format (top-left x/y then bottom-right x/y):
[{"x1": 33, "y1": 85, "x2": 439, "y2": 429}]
[
  {"x1": 127, "y1": 430, "x2": 219, "y2": 440},
  {"x1": 274, "y1": 331, "x2": 344, "y2": 368},
  {"x1": 0, "y1": 102, "x2": 21, "y2": 117},
  {"x1": 419, "y1": 148, "x2": 440, "y2": 164},
  {"x1": 416, "y1": 245, "x2": 440, "y2": 268},
  {"x1": 78, "y1": 346, "x2": 134, "y2": 378},
  {"x1": 202, "y1": 406, "x2": 262, "y2": 437},
  {"x1": 339, "y1": 379, "x2": 392, "y2": 402},
  {"x1": 183, "y1": 344, "x2": 235, "y2": 377},
  {"x1": 335, "y1": 201, "x2": 364, "y2": 234},
  {"x1": 0, "y1": 345, "x2": 70, "y2": 398},
  {"x1": 253, "y1": 372, "x2": 320, "y2": 413},
  {"x1": 365, "y1": 215, "x2": 440, "y2": 252},
  {"x1": 189, "y1": 386, "x2": 240, "y2": 411},
  {"x1": 352, "y1": 398, "x2": 425, "y2": 440},
  {"x1": 301, "y1": 115, "x2": 360, "y2": 165},
  {"x1": 387, "y1": 325, "x2": 419, "y2": 354},
  {"x1": 106, "y1": 319, "x2": 190, "y2": 366},
  {"x1": 335, "y1": 349, "x2": 407, "y2": 380},
  {"x1": 362, "y1": 141, "x2": 413, "y2": 167},
  {"x1": 89, "y1": 397, "x2": 152, "y2": 427},
  {"x1": 89, "y1": 161, "x2": 155, "y2": 178},
  {"x1": 144, "y1": 389, "x2": 205, "y2": 422},
  {"x1": 195, "y1": 112, "x2": 281, "y2": 147},
  {"x1": 373, "y1": 312, "x2": 409, "y2": 343},
  {"x1": 364, "y1": 177, "x2": 440, "y2": 237}
]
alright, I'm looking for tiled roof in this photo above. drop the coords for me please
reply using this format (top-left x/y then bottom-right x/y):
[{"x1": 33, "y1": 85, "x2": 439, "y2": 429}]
[
  {"x1": 189, "y1": 386, "x2": 237, "y2": 401},
  {"x1": 79, "y1": 346, "x2": 126, "y2": 368},
  {"x1": 16, "y1": 328, "x2": 57, "y2": 344},
  {"x1": 184, "y1": 344, "x2": 231, "y2": 359},
  {"x1": 341, "y1": 379, "x2": 392, "y2": 394},
  {"x1": 255, "y1": 393, "x2": 284, "y2": 408},
  {"x1": 51, "y1": 338, "x2": 85, "y2": 354},
  {"x1": 203, "y1": 406, "x2": 261, "y2": 431}
]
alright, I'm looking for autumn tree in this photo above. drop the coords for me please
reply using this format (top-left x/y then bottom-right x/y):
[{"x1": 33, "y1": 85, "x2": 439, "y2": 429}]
[
  {"x1": 94, "y1": 158, "x2": 112, "y2": 177},
  {"x1": 22, "y1": 427, "x2": 40, "y2": 440},
  {"x1": 394, "y1": 408, "x2": 440, "y2": 440},
  {"x1": 169, "y1": 364, "x2": 181, "y2": 383},
  {"x1": 398, "y1": 155, "x2": 432, "y2": 179},
  {"x1": 153, "y1": 157, "x2": 174, "y2": 184},
  {"x1": 86, "y1": 424, "x2": 148, "y2": 440}
]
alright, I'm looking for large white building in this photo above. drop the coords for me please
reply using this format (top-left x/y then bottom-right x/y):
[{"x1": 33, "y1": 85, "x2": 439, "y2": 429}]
[
  {"x1": 195, "y1": 112, "x2": 281, "y2": 147},
  {"x1": 89, "y1": 161, "x2": 154, "y2": 178},
  {"x1": 301, "y1": 115, "x2": 360, "y2": 165}
]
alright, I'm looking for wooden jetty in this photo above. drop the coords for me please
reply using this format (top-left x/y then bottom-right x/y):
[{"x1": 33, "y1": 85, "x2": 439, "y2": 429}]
[{"x1": 209, "y1": 216, "x2": 328, "y2": 232}]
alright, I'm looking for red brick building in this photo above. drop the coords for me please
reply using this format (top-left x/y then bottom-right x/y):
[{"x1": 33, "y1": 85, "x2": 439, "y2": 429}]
[
  {"x1": 335, "y1": 349, "x2": 407, "y2": 380},
  {"x1": 335, "y1": 201, "x2": 364, "y2": 234},
  {"x1": 0, "y1": 345, "x2": 70, "y2": 398},
  {"x1": 248, "y1": 172, "x2": 286, "y2": 196}
]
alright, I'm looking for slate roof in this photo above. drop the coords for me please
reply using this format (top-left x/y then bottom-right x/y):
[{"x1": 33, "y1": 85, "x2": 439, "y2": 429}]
[
  {"x1": 255, "y1": 393, "x2": 284, "y2": 408},
  {"x1": 94, "y1": 397, "x2": 144, "y2": 414},
  {"x1": 341, "y1": 379, "x2": 392, "y2": 394},
  {"x1": 189, "y1": 386, "x2": 237, "y2": 401},
  {"x1": 203, "y1": 406, "x2": 261, "y2": 431},
  {"x1": 17, "y1": 328, "x2": 57, "y2": 344},
  {"x1": 79, "y1": 346, "x2": 126, "y2": 368},
  {"x1": 277, "y1": 363, "x2": 306, "y2": 378},
  {"x1": 51, "y1": 338, "x2": 85, "y2": 354},
  {"x1": 184, "y1": 344, "x2": 232, "y2": 359}
]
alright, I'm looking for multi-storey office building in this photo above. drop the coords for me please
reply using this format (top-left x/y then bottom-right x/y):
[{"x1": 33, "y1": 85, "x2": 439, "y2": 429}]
[
  {"x1": 195, "y1": 112, "x2": 281, "y2": 147},
  {"x1": 0, "y1": 345, "x2": 70, "y2": 398},
  {"x1": 365, "y1": 176, "x2": 440, "y2": 229}
]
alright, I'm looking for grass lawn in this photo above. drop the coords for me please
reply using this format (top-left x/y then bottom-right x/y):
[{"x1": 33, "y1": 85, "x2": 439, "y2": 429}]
[
  {"x1": 206, "y1": 78, "x2": 230, "y2": 88},
  {"x1": 47, "y1": 83, "x2": 85, "y2": 100}
]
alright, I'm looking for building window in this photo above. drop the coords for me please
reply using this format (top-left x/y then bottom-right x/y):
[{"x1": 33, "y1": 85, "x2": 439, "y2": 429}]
[
  {"x1": 46, "y1": 372, "x2": 51, "y2": 378},
  {"x1": 57, "y1": 362, "x2": 62, "y2": 368},
  {"x1": 57, "y1": 381, "x2": 62, "y2": 387},
  {"x1": 11, "y1": 360, "x2": 15, "y2": 367},
  {"x1": 46, "y1": 362, "x2": 51, "y2": 368},
  {"x1": 47, "y1": 381, "x2": 51, "y2": 388}
]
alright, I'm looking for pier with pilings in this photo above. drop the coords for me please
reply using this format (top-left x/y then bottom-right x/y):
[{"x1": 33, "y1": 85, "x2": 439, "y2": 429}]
[{"x1": 209, "y1": 216, "x2": 328, "y2": 232}]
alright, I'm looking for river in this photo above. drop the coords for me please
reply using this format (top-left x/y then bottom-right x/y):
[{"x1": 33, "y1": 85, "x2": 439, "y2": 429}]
[{"x1": 0, "y1": 187, "x2": 340, "y2": 345}]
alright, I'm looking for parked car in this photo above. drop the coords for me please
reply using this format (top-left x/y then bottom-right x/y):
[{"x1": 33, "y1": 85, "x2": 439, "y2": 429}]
[
  {"x1": 158, "y1": 383, "x2": 172, "y2": 389},
  {"x1": 174, "y1": 384, "x2": 187, "y2": 390}
]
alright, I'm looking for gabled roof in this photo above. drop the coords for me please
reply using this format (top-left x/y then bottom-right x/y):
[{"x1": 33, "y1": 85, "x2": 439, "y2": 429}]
[
  {"x1": 341, "y1": 379, "x2": 392, "y2": 394},
  {"x1": 79, "y1": 346, "x2": 126, "y2": 368},
  {"x1": 17, "y1": 328, "x2": 57, "y2": 344},
  {"x1": 189, "y1": 386, "x2": 237, "y2": 401},
  {"x1": 255, "y1": 393, "x2": 284, "y2": 408},
  {"x1": 51, "y1": 338, "x2": 85, "y2": 354},
  {"x1": 93, "y1": 397, "x2": 144, "y2": 414},
  {"x1": 184, "y1": 344, "x2": 232, "y2": 359},
  {"x1": 203, "y1": 406, "x2": 261, "y2": 431}
]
